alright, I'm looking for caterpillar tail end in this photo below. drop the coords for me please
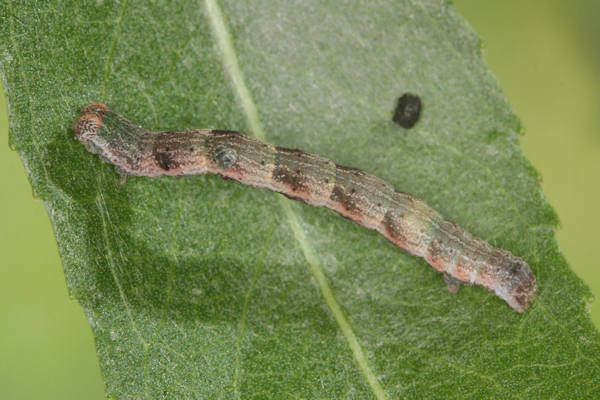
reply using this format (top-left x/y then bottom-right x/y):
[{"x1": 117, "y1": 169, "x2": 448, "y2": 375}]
[{"x1": 73, "y1": 102, "x2": 108, "y2": 143}]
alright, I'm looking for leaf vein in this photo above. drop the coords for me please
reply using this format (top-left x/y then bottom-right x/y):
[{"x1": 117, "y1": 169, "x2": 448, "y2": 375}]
[
  {"x1": 203, "y1": 1, "x2": 388, "y2": 398},
  {"x1": 101, "y1": 0, "x2": 129, "y2": 99}
]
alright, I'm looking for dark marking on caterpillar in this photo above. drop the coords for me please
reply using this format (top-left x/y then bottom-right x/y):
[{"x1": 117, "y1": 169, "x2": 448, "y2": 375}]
[
  {"x1": 211, "y1": 144, "x2": 237, "y2": 169},
  {"x1": 273, "y1": 146, "x2": 310, "y2": 193},
  {"x1": 73, "y1": 102, "x2": 537, "y2": 312},
  {"x1": 380, "y1": 207, "x2": 409, "y2": 248},
  {"x1": 393, "y1": 93, "x2": 422, "y2": 129},
  {"x1": 155, "y1": 149, "x2": 175, "y2": 171},
  {"x1": 330, "y1": 184, "x2": 357, "y2": 212}
]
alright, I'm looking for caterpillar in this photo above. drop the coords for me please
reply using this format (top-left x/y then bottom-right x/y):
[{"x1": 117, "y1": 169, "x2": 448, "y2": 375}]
[{"x1": 73, "y1": 102, "x2": 537, "y2": 312}]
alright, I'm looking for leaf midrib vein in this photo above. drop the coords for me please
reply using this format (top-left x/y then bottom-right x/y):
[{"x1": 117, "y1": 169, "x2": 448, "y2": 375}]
[
  {"x1": 102, "y1": 0, "x2": 129, "y2": 99},
  {"x1": 203, "y1": 0, "x2": 388, "y2": 398}
]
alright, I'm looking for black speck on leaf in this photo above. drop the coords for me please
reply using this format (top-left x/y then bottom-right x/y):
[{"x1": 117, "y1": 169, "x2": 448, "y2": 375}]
[{"x1": 393, "y1": 93, "x2": 422, "y2": 128}]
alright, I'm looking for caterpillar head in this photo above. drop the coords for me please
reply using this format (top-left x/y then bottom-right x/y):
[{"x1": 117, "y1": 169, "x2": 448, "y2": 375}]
[{"x1": 73, "y1": 102, "x2": 108, "y2": 143}]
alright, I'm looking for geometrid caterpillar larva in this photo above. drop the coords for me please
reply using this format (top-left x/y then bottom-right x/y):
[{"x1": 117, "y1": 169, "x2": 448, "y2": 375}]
[{"x1": 73, "y1": 102, "x2": 537, "y2": 312}]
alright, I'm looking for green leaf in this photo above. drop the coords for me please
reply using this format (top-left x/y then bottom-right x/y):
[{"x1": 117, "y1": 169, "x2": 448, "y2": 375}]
[{"x1": 2, "y1": 1, "x2": 599, "y2": 398}]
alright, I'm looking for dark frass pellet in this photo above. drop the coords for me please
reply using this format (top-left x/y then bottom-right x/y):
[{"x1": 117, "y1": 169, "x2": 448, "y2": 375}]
[{"x1": 392, "y1": 93, "x2": 422, "y2": 128}]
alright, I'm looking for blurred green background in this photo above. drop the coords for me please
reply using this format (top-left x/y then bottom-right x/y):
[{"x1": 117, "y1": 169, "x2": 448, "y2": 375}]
[{"x1": 1, "y1": 1, "x2": 599, "y2": 398}]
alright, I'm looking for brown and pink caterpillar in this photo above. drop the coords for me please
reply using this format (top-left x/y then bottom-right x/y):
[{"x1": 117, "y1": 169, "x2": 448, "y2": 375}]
[{"x1": 73, "y1": 102, "x2": 537, "y2": 312}]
